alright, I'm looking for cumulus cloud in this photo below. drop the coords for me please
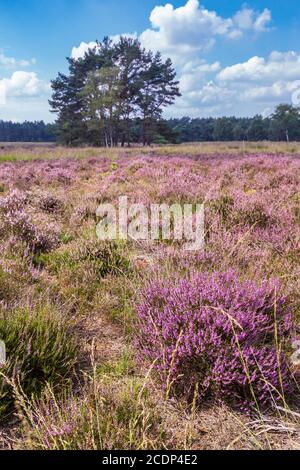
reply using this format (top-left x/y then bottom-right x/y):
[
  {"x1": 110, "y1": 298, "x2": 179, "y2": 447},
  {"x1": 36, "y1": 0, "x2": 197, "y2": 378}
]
[
  {"x1": 169, "y1": 51, "x2": 300, "y2": 118},
  {"x1": 0, "y1": 71, "x2": 50, "y2": 98},
  {"x1": 140, "y1": 0, "x2": 231, "y2": 55},
  {"x1": 71, "y1": 41, "x2": 98, "y2": 60},
  {"x1": 182, "y1": 60, "x2": 220, "y2": 74},
  {"x1": 218, "y1": 51, "x2": 300, "y2": 83},
  {"x1": 71, "y1": 1, "x2": 272, "y2": 63},
  {"x1": 139, "y1": 0, "x2": 272, "y2": 61},
  {"x1": 241, "y1": 81, "x2": 300, "y2": 102},
  {"x1": 110, "y1": 33, "x2": 138, "y2": 44},
  {"x1": 254, "y1": 8, "x2": 272, "y2": 32},
  {"x1": 0, "y1": 70, "x2": 51, "y2": 121},
  {"x1": 71, "y1": 34, "x2": 139, "y2": 60}
]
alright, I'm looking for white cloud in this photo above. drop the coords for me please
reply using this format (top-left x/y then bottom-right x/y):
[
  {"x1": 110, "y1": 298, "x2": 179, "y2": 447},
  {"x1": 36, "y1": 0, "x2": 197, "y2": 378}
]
[
  {"x1": 0, "y1": 71, "x2": 50, "y2": 98},
  {"x1": 179, "y1": 60, "x2": 221, "y2": 95},
  {"x1": 140, "y1": 0, "x2": 232, "y2": 56},
  {"x1": 0, "y1": 96, "x2": 52, "y2": 122},
  {"x1": 233, "y1": 7, "x2": 271, "y2": 32},
  {"x1": 169, "y1": 50, "x2": 300, "y2": 118},
  {"x1": 233, "y1": 7, "x2": 255, "y2": 30},
  {"x1": 71, "y1": 1, "x2": 272, "y2": 64},
  {"x1": 71, "y1": 35, "x2": 139, "y2": 60},
  {"x1": 0, "y1": 51, "x2": 36, "y2": 69},
  {"x1": 139, "y1": 0, "x2": 272, "y2": 62},
  {"x1": 254, "y1": 8, "x2": 272, "y2": 32},
  {"x1": 241, "y1": 81, "x2": 300, "y2": 102},
  {"x1": 0, "y1": 71, "x2": 51, "y2": 121},
  {"x1": 71, "y1": 41, "x2": 98, "y2": 60},
  {"x1": 218, "y1": 51, "x2": 300, "y2": 83},
  {"x1": 110, "y1": 33, "x2": 138, "y2": 44}
]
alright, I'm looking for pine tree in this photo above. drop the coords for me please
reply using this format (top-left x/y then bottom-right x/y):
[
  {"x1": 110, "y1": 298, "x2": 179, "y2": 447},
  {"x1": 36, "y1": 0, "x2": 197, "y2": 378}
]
[{"x1": 49, "y1": 37, "x2": 181, "y2": 146}]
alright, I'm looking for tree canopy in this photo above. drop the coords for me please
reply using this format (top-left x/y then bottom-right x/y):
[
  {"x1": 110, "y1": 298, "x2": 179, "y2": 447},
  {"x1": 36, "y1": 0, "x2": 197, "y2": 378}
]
[{"x1": 49, "y1": 37, "x2": 181, "y2": 146}]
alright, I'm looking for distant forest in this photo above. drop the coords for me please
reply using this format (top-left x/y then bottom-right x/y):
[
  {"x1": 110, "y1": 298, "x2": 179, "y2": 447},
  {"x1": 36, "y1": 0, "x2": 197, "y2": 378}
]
[
  {"x1": 0, "y1": 121, "x2": 57, "y2": 143},
  {"x1": 1, "y1": 104, "x2": 300, "y2": 144}
]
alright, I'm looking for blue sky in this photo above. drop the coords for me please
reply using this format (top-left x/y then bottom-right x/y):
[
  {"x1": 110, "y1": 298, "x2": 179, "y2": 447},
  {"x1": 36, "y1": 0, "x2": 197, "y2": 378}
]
[{"x1": 0, "y1": 0, "x2": 300, "y2": 121}]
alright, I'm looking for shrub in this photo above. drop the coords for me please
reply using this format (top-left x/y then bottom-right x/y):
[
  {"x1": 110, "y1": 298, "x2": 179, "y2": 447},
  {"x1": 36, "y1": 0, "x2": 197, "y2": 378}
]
[
  {"x1": 29, "y1": 190, "x2": 63, "y2": 214},
  {"x1": 136, "y1": 271, "x2": 295, "y2": 410},
  {"x1": 0, "y1": 190, "x2": 60, "y2": 253},
  {"x1": 211, "y1": 195, "x2": 234, "y2": 224},
  {"x1": 0, "y1": 304, "x2": 77, "y2": 418},
  {"x1": 238, "y1": 203, "x2": 270, "y2": 228},
  {"x1": 37, "y1": 240, "x2": 130, "y2": 279}
]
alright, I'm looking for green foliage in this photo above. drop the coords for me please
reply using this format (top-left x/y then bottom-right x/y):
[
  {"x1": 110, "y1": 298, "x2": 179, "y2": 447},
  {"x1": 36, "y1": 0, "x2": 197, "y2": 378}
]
[
  {"x1": 0, "y1": 267, "x2": 19, "y2": 303},
  {"x1": 213, "y1": 117, "x2": 234, "y2": 141},
  {"x1": 234, "y1": 204, "x2": 270, "y2": 229},
  {"x1": 96, "y1": 350, "x2": 135, "y2": 378},
  {"x1": 0, "y1": 120, "x2": 56, "y2": 143},
  {"x1": 50, "y1": 37, "x2": 180, "y2": 147},
  {"x1": 37, "y1": 241, "x2": 130, "y2": 279},
  {"x1": 0, "y1": 304, "x2": 77, "y2": 418},
  {"x1": 270, "y1": 104, "x2": 300, "y2": 141},
  {"x1": 167, "y1": 105, "x2": 300, "y2": 143},
  {"x1": 59, "y1": 232, "x2": 74, "y2": 244},
  {"x1": 2, "y1": 103, "x2": 300, "y2": 144},
  {"x1": 248, "y1": 115, "x2": 268, "y2": 141}
]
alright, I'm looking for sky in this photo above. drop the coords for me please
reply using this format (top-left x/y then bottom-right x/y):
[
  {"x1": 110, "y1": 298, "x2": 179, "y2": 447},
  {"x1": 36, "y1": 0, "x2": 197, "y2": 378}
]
[{"x1": 0, "y1": 0, "x2": 300, "y2": 122}]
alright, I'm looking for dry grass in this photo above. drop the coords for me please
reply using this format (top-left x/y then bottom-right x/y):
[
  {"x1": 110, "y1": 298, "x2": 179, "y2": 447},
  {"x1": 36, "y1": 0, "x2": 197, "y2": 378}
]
[
  {"x1": 0, "y1": 143, "x2": 299, "y2": 450},
  {"x1": 0, "y1": 141, "x2": 300, "y2": 163}
]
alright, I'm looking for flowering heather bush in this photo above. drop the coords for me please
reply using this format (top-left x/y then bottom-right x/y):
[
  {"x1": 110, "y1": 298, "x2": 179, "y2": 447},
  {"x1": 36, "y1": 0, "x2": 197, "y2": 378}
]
[
  {"x1": 0, "y1": 156, "x2": 116, "y2": 190},
  {"x1": 0, "y1": 190, "x2": 60, "y2": 253},
  {"x1": 29, "y1": 190, "x2": 63, "y2": 214},
  {"x1": 136, "y1": 271, "x2": 295, "y2": 410},
  {"x1": 0, "y1": 159, "x2": 80, "y2": 189}
]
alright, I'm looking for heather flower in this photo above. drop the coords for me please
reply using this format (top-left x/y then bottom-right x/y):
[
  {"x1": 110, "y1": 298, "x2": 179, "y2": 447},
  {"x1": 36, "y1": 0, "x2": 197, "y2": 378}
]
[
  {"x1": 0, "y1": 190, "x2": 60, "y2": 253},
  {"x1": 136, "y1": 271, "x2": 295, "y2": 410},
  {"x1": 29, "y1": 190, "x2": 63, "y2": 214}
]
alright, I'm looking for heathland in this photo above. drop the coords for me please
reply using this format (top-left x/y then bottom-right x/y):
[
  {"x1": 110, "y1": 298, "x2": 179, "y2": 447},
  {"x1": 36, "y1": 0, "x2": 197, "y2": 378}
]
[{"x1": 0, "y1": 142, "x2": 299, "y2": 450}]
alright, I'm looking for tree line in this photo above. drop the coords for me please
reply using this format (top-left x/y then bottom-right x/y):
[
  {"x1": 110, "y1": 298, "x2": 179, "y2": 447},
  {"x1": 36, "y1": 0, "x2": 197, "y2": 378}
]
[
  {"x1": 2, "y1": 104, "x2": 300, "y2": 144},
  {"x1": 0, "y1": 120, "x2": 56, "y2": 143},
  {"x1": 168, "y1": 105, "x2": 300, "y2": 143}
]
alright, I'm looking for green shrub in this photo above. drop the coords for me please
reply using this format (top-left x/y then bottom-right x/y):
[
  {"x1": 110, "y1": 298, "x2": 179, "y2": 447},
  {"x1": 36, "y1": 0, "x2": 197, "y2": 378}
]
[
  {"x1": 36, "y1": 240, "x2": 130, "y2": 279},
  {"x1": 0, "y1": 304, "x2": 77, "y2": 418}
]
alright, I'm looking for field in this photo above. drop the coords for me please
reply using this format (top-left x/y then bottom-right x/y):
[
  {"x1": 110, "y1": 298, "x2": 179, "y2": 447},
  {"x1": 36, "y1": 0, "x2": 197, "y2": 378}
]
[{"x1": 0, "y1": 142, "x2": 299, "y2": 450}]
